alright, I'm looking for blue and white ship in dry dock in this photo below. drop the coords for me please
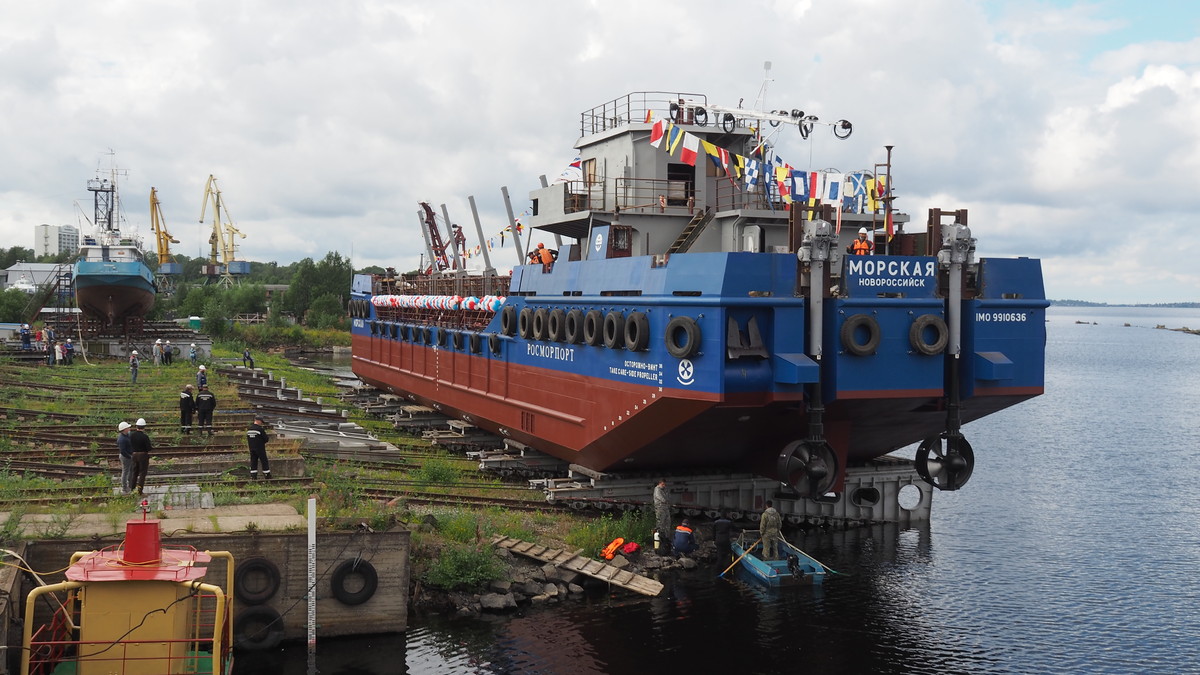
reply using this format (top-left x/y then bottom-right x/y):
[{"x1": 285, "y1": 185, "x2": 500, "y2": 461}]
[
  {"x1": 73, "y1": 168, "x2": 156, "y2": 328},
  {"x1": 351, "y1": 91, "x2": 1048, "y2": 500}
]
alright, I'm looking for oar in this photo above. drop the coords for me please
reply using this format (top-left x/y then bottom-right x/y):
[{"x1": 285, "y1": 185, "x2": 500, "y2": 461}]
[{"x1": 718, "y1": 538, "x2": 761, "y2": 578}]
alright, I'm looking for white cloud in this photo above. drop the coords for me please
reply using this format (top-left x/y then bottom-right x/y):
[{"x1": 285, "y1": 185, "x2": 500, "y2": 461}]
[{"x1": 1, "y1": 0, "x2": 1197, "y2": 302}]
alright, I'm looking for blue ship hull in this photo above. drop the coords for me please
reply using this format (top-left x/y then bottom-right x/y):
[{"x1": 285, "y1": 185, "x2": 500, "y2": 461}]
[{"x1": 74, "y1": 259, "x2": 156, "y2": 325}]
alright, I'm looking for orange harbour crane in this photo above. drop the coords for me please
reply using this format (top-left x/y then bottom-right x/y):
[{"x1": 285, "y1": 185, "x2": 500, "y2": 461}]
[
  {"x1": 149, "y1": 187, "x2": 182, "y2": 294},
  {"x1": 199, "y1": 174, "x2": 248, "y2": 286}
]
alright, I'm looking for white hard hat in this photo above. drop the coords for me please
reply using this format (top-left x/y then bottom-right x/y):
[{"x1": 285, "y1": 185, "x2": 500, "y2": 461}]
[
  {"x1": 191, "y1": 343, "x2": 196, "y2": 347},
  {"x1": 858, "y1": 227, "x2": 868, "y2": 235},
  {"x1": 118, "y1": 421, "x2": 131, "y2": 431},
  {"x1": 135, "y1": 418, "x2": 147, "y2": 427},
  {"x1": 199, "y1": 365, "x2": 206, "y2": 370},
  {"x1": 66, "y1": 338, "x2": 71, "y2": 342},
  {"x1": 131, "y1": 350, "x2": 138, "y2": 355},
  {"x1": 155, "y1": 339, "x2": 162, "y2": 344},
  {"x1": 165, "y1": 340, "x2": 170, "y2": 344}
]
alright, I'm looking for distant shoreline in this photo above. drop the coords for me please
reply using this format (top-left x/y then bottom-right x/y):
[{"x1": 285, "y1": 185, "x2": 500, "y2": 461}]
[{"x1": 1051, "y1": 300, "x2": 1200, "y2": 308}]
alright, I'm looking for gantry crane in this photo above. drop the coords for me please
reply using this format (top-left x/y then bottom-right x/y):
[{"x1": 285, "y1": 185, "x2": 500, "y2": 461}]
[
  {"x1": 199, "y1": 174, "x2": 247, "y2": 287},
  {"x1": 149, "y1": 187, "x2": 181, "y2": 294}
]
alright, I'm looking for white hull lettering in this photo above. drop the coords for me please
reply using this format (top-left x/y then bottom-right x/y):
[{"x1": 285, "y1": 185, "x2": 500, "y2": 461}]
[{"x1": 526, "y1": 343, "x2": 576, "y2": 362}]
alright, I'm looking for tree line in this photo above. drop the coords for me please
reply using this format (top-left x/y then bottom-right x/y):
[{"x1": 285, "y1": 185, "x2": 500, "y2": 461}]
[{"x1": 0, "y1": 245, "x2": 381, "y2": 329}]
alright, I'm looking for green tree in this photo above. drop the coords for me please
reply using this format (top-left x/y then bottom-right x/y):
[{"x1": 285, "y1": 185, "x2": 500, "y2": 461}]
[
  {"x1": 306, "y1": 293, "x2": 346, "y2": 330},
  {"x1": 0, "y1": 288, "x2": 31, "y2": 323},
  {"x1": 0, "y1": 247, "x2": 36, "y2": 270}
]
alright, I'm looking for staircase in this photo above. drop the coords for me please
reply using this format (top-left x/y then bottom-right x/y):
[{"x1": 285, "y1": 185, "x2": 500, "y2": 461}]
[{"x1": 666, "y1": 208, "x2": 715, "y2": 254}]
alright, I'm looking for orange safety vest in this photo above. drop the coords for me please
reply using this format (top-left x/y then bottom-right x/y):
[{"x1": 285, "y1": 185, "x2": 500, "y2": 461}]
[
  {"x1": 539, "y1": 248, "x2": 555, "y2": 264},
  {"x1": 849, "y1": 238, "x2": 873, "y2": 255},
  {"x1": 601, "y1": 537, "x2": 625, "y2": 560}
]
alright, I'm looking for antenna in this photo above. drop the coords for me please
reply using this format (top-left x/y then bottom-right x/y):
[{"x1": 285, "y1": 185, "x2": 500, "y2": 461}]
[{"x1": 755, "y1": 61, "x2": 773, "y2": 111}]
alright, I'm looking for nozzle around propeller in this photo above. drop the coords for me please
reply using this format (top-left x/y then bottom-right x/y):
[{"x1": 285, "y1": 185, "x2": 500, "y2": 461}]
[
  {"x1": 915, "y1": 433, "x2": 975, "y2": 491},
  {"x1": 776, "y1": 439, "x2": 839, "y2": 498}
]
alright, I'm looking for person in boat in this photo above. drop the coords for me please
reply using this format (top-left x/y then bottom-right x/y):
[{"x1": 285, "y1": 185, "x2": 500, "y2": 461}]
[
  {"x1": 246, "y1": 414, "x2": 272, "y2": 479},
  {"x1": 847, "y1": 227, "x2": 874, "y2": 255},
  {"x1": 129, "y1": 418, "x2": 153, "y2": 495},
  {"x1": 653, "y1": 479, "x2": 672, "y2": 555},
  {"x1": 760, "y1": 500, "x2": 783, "y2": 560},
  {"x1": 129, "y1": 350, "x2": 140, "y2": 383},
  {"x1": 673, "y1": 519, "x2": 698, "y2": 557},
  {"x1": 179, "y1": 384, "x2": 196, "y2": 435},
  {"x1": 537, "y1": 242, "x2": 557, "y2": 272},
  {"x1": 116, "y1": 421, "x2": 134, "y2": 494},
  {"x1": 195, "y1": 384, "x2": 217, "y2": 436}
]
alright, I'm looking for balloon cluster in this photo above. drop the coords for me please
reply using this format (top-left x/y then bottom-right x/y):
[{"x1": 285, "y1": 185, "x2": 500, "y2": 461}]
[{"x1": 371, "y1": 295, "x2": 505, "y2": 312}]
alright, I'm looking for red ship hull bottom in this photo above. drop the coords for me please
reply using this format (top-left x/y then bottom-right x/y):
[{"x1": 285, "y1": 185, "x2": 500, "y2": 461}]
[{"x1": 352, "y1": 336, "x2": 1040, "y2": 484}]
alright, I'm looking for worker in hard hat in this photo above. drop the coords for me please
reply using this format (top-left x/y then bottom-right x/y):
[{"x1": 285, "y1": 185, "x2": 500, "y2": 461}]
[
  {"x1": 847, "y1": 227, "x2": 874, "y2": 255},
  {"x1": 537, "y1": 242, "x2": 558, "y2": 272}
]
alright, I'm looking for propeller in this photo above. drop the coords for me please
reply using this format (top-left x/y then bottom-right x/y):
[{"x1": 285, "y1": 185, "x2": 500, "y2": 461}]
[
  {"x1": 776, "y1": 439, "x2": 839, "y2": 498},
  {"x1": 915, "y1": 433, "x2": 975, "y2": 491}
]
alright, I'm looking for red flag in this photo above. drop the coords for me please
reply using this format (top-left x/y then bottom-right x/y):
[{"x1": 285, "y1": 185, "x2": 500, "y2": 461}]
[{"x1": 649, "y1": 119, "x2": 667, "y2": 148}]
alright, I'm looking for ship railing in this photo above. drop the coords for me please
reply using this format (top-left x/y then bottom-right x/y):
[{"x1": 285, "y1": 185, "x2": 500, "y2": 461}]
[
  {"x1": 373, "y1": 306, "x2": 495, "y2": 331},
  {"x1": 379, "y1": 274, "x2": 511, "y2": 299},
  {"x1": 579, "y1": 91, "x2": 708, "y2": 136}
]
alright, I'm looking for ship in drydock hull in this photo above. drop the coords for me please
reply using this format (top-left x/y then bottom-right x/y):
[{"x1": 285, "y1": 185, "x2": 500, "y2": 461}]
[
  {"x1": 350, "y1": 91, "x2": 1047, "y2": 497},
  {"x1": 73, "y1": 172, "x2": 157, "y2": 327}
]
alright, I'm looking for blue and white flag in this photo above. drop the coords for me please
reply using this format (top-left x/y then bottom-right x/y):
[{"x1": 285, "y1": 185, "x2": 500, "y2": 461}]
[{"x1": 744, "y1": 158, "x2": 761, "y2": 187}]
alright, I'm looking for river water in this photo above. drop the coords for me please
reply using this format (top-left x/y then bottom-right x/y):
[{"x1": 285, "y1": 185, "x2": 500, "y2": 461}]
[{"x1": 243, "y1": 306, "x2": 1200, "y2": 674}]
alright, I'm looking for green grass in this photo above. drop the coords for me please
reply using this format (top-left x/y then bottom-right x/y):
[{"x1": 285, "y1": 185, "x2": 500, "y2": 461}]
[{"x1": 565, "y1": 510, "x2": 655, "y2": 558}]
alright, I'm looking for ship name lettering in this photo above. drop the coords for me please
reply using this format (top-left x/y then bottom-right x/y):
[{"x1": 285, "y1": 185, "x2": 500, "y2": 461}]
[
  {"x1": 846, "y1": 259, "x2": 937, "y2": 278},
  {"x1": 526, "y1": 343, "x2": 575, "y2": 362}
]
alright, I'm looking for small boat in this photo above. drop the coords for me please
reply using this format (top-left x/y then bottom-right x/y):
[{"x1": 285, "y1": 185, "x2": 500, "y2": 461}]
[
  {"x1": 729, "y1": 530, "x2": 826, "y2": 587},
  {"x1": 21, "y1": 510, "x2": 235, "y2": 674}
]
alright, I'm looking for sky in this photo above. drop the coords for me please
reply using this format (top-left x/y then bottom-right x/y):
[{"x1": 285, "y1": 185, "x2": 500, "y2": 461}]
[{"x1": 1, "y1": 0, "x2": 1198, "y2": 304}]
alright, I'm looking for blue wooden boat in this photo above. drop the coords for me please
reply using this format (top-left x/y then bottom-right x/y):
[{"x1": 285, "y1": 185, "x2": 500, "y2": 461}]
[{"x1": 729, "y1": 530, "x2": 826, "y2": 587}]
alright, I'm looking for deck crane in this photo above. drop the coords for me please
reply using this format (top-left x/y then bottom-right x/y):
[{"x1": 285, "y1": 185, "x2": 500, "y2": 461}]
[
  {"x1": 419, "y1": 201, "x2": 464, "y2": 274},
  {"x1": 149, "y1": 187, "x2": 181, "y2": 294},
  {"x1": 199, "y1": 174, "x2": 247, "y2": 286}
]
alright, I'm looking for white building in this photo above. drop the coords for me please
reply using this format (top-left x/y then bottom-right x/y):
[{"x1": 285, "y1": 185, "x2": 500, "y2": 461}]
[{"x1": 34, "y1": 224, "x2": 80, "y2": 257}]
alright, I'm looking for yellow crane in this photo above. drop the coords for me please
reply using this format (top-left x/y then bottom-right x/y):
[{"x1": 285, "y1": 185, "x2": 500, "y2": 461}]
[
  {"x1": 149, "y1": 187, "x2": 182, "y2": 294},
  {"x1": 199, "y1": 174, "x2": 247, "y2": 286}
]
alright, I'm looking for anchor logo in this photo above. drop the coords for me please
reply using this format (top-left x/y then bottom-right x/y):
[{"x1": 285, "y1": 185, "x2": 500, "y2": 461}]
[
  {"x1": 676, "y1": 359, "x2": 694, "y2": 386},
  {"x1": 594, "y1": 233, "x2": 604, "y2": 252}
]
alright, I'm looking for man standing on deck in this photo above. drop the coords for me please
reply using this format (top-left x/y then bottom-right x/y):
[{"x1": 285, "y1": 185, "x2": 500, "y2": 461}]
[
  {"x1": 847, "y1": 227, "x2": 874, "y2": 255},
  {"x1": 760, "y1": 500, "x2": 783, "y2": 560},
  {"x1": 179, "y1": 384, "x2": 196, "y2": 435},
  {"x1": 246, "y1": 414, "x2": 271, "y2": 479},
  {"x1": 653, "y1": 479, "x2": 672, "y2": 555},
  {"x1": 116, "y1": 421, "x2": 134, "y2": 494},
  {"x1": 195, "y1": 384, "x2": 217, "y2": 436},
  {"x1": 129, "y1": 418, "x2": 152, "y2": 495}
]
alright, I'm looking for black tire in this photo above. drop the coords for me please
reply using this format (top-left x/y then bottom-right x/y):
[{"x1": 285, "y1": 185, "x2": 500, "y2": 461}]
[
  {"x1": 624, "y1": 311, "x2": 649, "y2": 351},
  {"x1": 423, "y1": 327, "x2": 432, "y2": 344},
  {"x1": 518, "y1": 308, "x2": 534, "y2": 339},
  {"x1": 437, "y1": 328, "x2": 448, "y2": 347},
  {"x1": 452, "y1": 331, "x2": 464, "y2": 350},
  {"x1": 841, "y1": 314, "x2": 881, "y2": 356},
  {"x1": 564, "y1": 309, "x2": 584, "y2": 344},
  {"x1": 721, "y1": 112, "x2": 736, "y2": 134},
  {"x1": 547, "y1": 309, "x2": 566, "y2": 342},
  {"x1": 603, "y1": 311, "x2": 625, "y2": 349},
  {"x1": 398, "y1": 324, "x2": 409, "y2": 342},
  {"x1": 388, "y1": 323, "x2": 398, "y2": 339},
  {"x1": 489, "y1": 332, "x2": 502, "y2": 356},
  {"x1": 583, "y1": 310, "x2": 603, "y2": 346},
  {"x1": 665, "y1": 316, "x2": 701, "y2": 359},
  {"x1": 235, "y1": 605, "x2": 284, "y2": 651},
  {"x1": 694, "y1": 107, "x2": 708, "y2": 126},
  {"x1": 235, "y1": 556, "x2": 281, "y2": 605},
  {"x1": 910, "y1": 314, "x2": 949, "y2": 355},
  {"x1": 330, "y1": 559, "x2": 378, "y2": 606},
  {"x1": 469, "y1": 332, "x2": 482, "y2": 354},
  {"x1": 500, "y1": 306, "x2": 517, "y2": 336},
  {"x1": 369, "y1": 321, "x2": 378, "y2": 335},
  {"x1": 533, "y1": 308, "x2": 549, "y2": 341}
]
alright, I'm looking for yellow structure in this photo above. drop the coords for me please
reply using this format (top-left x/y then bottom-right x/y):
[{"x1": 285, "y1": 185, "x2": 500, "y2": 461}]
[{"x1": 22, "y1": 517, "x2": 235, "y2": 674}]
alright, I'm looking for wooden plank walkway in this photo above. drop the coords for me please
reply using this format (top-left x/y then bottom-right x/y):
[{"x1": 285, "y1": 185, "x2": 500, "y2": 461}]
[{"x1": 492, "y1": 535, "x2": 663, "y2": 597}]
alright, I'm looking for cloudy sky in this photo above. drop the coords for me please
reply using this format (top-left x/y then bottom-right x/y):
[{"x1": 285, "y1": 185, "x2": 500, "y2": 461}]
[{"x1": 2, "y1": 0, "x2": 1197, "y2": 303}]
